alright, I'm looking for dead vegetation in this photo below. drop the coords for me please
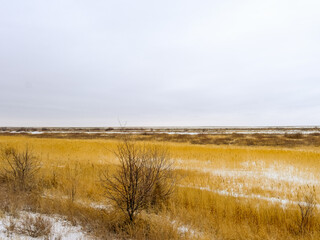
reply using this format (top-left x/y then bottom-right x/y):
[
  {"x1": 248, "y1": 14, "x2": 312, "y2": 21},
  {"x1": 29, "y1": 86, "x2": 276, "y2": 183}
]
[
  {"x1": 101, "y1": 140, "x2": 175, "y2": 223},
  {"x1": 0, "y1": 145, "x2": 41, "y2": 192},
  {"x1": 296, "y1": 185, "x2": 317, "y2": 234},
  {"x1": 2, "y1": 127, "x2": 320, "y2": 147},
  {"x1": 16, "y1": 214, "x2": 52, "y2": 238},
  {"x1": 0, "y1": 135, "x2": 320, "y2": 239}
]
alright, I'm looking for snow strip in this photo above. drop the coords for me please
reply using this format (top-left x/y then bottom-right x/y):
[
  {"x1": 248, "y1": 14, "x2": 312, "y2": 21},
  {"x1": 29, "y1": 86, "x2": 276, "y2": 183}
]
[
  {"x1": 174, "y1": 166, "x2": 319, "y2": 186},
  {"x1": 178, "y1": 184, "x2": 320, "y2": 209}
]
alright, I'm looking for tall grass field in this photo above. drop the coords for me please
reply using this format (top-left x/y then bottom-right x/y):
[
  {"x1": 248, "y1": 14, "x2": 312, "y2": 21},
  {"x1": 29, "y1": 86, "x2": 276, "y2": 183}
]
[{"x1": 0, "y1": 135, "x2": 319, "y2": 239}]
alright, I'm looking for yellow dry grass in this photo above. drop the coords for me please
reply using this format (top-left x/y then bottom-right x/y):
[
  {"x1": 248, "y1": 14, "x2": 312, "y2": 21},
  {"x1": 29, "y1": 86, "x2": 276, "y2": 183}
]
[{"x1": 0, "y1": 135, "x2": 319, "y2": 240}]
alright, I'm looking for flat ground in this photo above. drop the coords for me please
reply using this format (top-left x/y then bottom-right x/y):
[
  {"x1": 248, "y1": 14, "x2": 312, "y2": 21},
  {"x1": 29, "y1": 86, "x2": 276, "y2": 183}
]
[
  {"x1": 0, "y1": 131, "x2": 319, "y2": 239},
  {"x1": 2, "y1": 126, "x2": 320, "y2": 147}
]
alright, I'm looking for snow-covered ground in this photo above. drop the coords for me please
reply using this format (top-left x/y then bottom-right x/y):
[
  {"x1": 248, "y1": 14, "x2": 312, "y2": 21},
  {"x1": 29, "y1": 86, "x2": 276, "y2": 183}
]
[{"x1": 0, "y1": 211, "x2": 92, "y2": 240}]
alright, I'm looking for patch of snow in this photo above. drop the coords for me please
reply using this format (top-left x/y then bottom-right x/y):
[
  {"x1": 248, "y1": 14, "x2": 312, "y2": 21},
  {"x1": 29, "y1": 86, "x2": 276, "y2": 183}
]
[
  {"x1": 170, "y1": 220, "x2": 200, "y2": 238},
  {"x1": 0, "y1": 211, "x2": 92, "y2": 240},
  {"x1": 174, "y1": 165, "x2": 318, "y2": 186},
  {"x1": 30, "y1": 131, "x2": 43, "y2": 135}
]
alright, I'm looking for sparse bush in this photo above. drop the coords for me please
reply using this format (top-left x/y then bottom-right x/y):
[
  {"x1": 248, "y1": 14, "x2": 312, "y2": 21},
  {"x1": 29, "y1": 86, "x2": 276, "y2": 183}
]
[
  {"x1": 4, "y1": 214, "x2": 52, "y2": 239},
  {"x1": 4, "y1": 217, "x2": 16, "y2": 238},
  {"x1": 296, "y1": 185, "x2": 317, "y2": 234},
  {"x1": 0, "y1": 146, "x2": 41, "y2": 192},
  {"x1": 101, "y1": 140, "x2": 175, "y2": 223},
  {"x1": 18, "y1": 214, "x2": 52, "y2": 238}
]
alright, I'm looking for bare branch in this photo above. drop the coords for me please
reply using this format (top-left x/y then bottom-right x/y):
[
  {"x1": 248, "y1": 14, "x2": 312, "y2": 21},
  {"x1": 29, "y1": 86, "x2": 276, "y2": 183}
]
[
  {"x1": 101, "y1": 141, "x2": 175, "y2": 223},
  {"x1": 0, "y1": 145, "x2": 41, "y2": 192}
]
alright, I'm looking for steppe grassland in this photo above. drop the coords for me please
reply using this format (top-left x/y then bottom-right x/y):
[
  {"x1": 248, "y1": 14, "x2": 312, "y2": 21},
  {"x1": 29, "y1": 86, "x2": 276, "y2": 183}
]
[{"x1": 0, "y1": 135, "x2": 320, "y2": 239}]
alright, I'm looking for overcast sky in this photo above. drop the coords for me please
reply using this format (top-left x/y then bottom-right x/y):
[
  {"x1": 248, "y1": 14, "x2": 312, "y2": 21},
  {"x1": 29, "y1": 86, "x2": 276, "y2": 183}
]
[{"x1": 0, "y1": 0, "x2": 320, "y2": 127}]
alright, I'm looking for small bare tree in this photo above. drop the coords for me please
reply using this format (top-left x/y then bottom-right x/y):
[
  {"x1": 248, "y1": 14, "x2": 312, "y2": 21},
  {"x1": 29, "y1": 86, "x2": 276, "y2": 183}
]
[
  {"x1": 297, "y1": 185, "x2": 317, "y2": 234},
  {"x1": 0, "y1": 146, "x2": 41, "y2": 192},
  {"x1": 101, "y1": 140, "x2": 175, "y2": 223}
]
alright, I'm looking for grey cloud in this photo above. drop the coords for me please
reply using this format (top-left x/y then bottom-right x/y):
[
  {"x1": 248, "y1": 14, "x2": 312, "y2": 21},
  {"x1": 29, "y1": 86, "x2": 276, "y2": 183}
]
[{"x1": 0, "y1": 0, "x2": 320, "y2": 126}]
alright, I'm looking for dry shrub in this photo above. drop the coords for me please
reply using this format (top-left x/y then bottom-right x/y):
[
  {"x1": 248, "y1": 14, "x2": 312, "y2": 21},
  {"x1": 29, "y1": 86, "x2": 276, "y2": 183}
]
[
  {"x1": 101, "y1": 140, "x2": 175, "y2": 223},
  {"x1": 4, "y1": 214, "x2": 52, "y2": 239},
  {"x1": 17, "y1": 214, "x2": 52, "y2": 238},
  {"x1": 4, "y1": 217, "x2": 16, "y2": 238},
  {"x1": 0, "y1": 145, "x2": 41, "y2": 192},
  {"x1": 0, "y1": 145, "x2": 42, "y2": 217},
  {"x1": 296, "y1": 185, "x2": 317, "y2": 234}
]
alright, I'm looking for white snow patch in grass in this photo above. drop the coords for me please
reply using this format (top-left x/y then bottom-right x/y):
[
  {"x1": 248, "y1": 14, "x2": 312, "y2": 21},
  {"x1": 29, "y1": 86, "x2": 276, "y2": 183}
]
[
  {"x1": 170, "y1": 220, "x2": 199, "y2": 238},
  {"x1": 0, "y1": 211, "x2": 92, "y2": 240},
  {"x1": 177, "y1": 225, "x2": 193, "y2": 234},
  {"x1": 30, "y1": 131, "x2": 44, "y2": 135},
  {"x1": 174, "y1": 165, "x2": 318, "y2": 186}
]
